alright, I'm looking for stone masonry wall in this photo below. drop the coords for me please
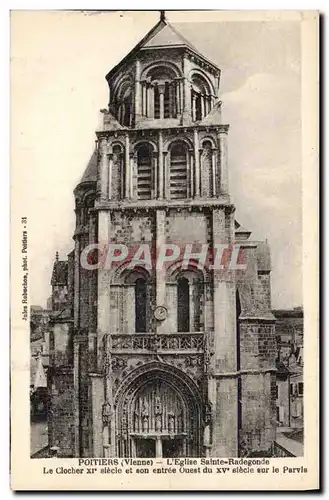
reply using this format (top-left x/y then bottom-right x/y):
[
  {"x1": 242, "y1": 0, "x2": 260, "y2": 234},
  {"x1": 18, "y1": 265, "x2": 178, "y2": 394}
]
[
  {"x1": 239, "y1": 320, "x2": 276, "y2": 455},
  {"x1": 49, "y1": 368, "x2": 75, "y2": 457}
]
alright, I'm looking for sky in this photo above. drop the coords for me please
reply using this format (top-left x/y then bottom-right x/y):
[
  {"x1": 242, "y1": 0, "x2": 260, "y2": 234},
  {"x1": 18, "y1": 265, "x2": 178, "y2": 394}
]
[{"x1": 11, "y1": 10, "x2": 302, "y2": 309}]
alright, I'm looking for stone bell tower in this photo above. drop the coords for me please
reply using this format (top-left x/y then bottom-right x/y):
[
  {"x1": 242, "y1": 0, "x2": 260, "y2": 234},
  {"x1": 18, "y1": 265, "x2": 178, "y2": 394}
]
[{"x1": 49, "y1": 12, "x2": 277, "y2": 458}]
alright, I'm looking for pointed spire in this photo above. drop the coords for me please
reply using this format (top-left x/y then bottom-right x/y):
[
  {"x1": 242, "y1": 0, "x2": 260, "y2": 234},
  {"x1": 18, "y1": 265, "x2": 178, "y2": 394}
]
[{"x1": 160, "y1": 10, "x2": 166, "y2": 22}]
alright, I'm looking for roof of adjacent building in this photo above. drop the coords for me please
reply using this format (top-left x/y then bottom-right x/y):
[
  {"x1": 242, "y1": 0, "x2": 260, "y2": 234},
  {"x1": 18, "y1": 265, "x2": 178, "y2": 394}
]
[
  {"x1": 199, "y1": 101, "x2": 223, "y2": 127},
  {"x1": 31, "y1": 305, "x2": 43, "y2": 312},
  {"x1": 103, "y1": 111, "x2": 125, "y2": 131},
  {"x1": 273, "y1": 307, "x2": 304, "y2": 319},
  {"x1": 79, "y1": 148, "x2": 98, "y2": 185},
  {"x1": 256, "y1": 240, "x2": 271, "y2": 272},
  {"x1": 276, "y1": 429, "x2": 304, "y2": 457},
  {"x1": 234, "y1": 219, "x2": 252, "y2": 240}
]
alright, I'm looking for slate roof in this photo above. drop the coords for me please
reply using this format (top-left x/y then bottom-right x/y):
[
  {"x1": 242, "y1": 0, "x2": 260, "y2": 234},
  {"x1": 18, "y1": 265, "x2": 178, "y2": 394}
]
[
  {"x1": 235, "y1": 220, "x2": 252, "y2": 240},
  {"x1": 106, "y1": 15, "x2": 219, "y2": 82},
  {"x1": 103, "y1": 111, "x2": 126, "y2": 131},
  {"x1": 273, "y1": 307, "x2": 304, "y2": 319},
  {"x1": 79, "y1": 148, "x2": 98, "y2": 184},
  {"x1": 31, "y1": 305, "x2": 43, "y2": 312},
  {"x1": 256, "y1": 240, "x2": 271, "y2": 272},
  {"x1": 275, "y1": 433, "x2": 303, "y2": 457},
  {"x1": 144, "y1": 22, "x2": 201, "y2": 55},
  {"x1": 199, "y1": 101, "x2": 223, "y2": 126}
]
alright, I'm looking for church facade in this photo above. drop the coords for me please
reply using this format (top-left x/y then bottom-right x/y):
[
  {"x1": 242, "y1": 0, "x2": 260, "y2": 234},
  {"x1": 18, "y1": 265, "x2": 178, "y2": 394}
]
[{"x1": 48, "y1": 13, "x2": 277, "y2": 459}]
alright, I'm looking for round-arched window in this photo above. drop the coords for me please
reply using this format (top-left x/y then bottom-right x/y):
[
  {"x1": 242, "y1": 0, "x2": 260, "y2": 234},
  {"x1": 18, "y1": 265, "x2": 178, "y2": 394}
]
[{"x1": 190, "y1": 74, "x2": 212, "y2": 122}]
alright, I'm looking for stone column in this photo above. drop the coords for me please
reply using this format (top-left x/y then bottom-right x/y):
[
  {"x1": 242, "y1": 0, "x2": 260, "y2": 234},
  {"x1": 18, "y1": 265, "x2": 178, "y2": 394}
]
[
  {"x1": 218, "y1": 130, "x2": 229, "y2": 194},
  {"x1": 147, "y1": 84, "x2": 154, "y2": 118},
  {"x1": 125, "y1": 134, "x2": 130, "y2": 199},
  {"x1": 108, "y1": 153, "x2": 113, "y2": 199},
  {"x1": 168, "y1": 82, "x2": 173, "y2": 117},
  {"x1": 175, "y1": 80, "x2": 180, "y2": 115},
  {"x1": 152, "y1": 152, "x2": 158, "y2": 200},
  {"x1": 192, "y1": 94, "x2": 197, "y2": 122},
  {"x1": 209, "y1": 95, "x2": 213, "y2": 114},
  {"x1": 184, "y1": 76, "x2": 191, "y2": 118},
  {"x1": 204, "y1": 95, "x2": 208, "y2": 115},
  {"x1": 211, "y1": 149, "x2": 217, "y2": 198},
  {"x1": 189, "y1": 149, "x2": 194, "y2": 198},
  {"x1": 98, "y1": 135, "x2": 108, "y2": 200},
  {"x1": 183, "y1": 63, "x2": 191, "y2": 122},
  {"x1": 156, "y1": 210, "x2": 166, "y2": 333},
  {"x1": 158, "y1": 83, "x2": 165, "y2": 119},
  {"x1": 163, "y1": 152, "x2": 169, "y2": 199},
  {"x1": 130, "y1": 152, "x2": 136, "y2": 200},
  {"x1": 134, "y1": 59, "x2": 142, "y2": 121},
  {"x1": 142, "y1": 82, "x2": 146, "y2": 116},
  {"x1": 199, "y1": 147, "x2": 204, "y2": 196},
  {"x1": 180, "y1": 79, "x2": 184, "y2": 115},
  {"x1": 194, "y1": 129, "x2": 200, "y2": 198},
  {"x1": 156, "y1": 437, "x2": 162, "y2": 458},
  {"x1": 120, "y1": 151, "x2": 125, "y2": 200},
  {"x1": 201, "y1": 95, "x2": 205, "y2": 119},
  {"x1": 158, "y1": 131, "x2": 164, "y2": 199}
]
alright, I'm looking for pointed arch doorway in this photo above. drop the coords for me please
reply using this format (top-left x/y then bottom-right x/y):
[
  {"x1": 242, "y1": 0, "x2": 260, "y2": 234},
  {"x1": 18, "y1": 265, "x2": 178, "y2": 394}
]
[
  {"x1": 131, "y1": 379, "x2": 187, "y2": 458},
  {"x1": 115, "y1": 364, "x2": 202, "y2": 458}
]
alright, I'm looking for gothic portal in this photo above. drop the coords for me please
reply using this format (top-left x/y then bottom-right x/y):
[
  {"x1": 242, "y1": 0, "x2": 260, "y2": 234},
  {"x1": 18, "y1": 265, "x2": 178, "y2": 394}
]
[
  {"x1": 114, "y1": 363, "x2": 202, "y2": 458},
  {"x1": 48, "y1": 12, "x2": 277, "y2": 458}
]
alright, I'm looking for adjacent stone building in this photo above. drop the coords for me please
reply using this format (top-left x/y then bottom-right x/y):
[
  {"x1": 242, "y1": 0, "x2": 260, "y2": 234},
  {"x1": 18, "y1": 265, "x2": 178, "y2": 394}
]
[
  {"x1": 48, "y1": 13, "x2": 277, "y2": 458},
  {"x1": 275, "y1": 308, "x2": 304, "y2": 430}
]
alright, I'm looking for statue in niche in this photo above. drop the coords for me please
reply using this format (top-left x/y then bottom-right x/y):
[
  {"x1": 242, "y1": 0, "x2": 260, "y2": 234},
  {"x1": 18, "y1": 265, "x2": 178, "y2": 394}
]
[
  {"x1": 155, "y1": 395, "x2": 162, "y2": 415},
  {"x1": 203, "y1": 401, "x2": 213, "y2": 447},
  {"x1": 154, "y1": 394, "x2": 163, "y2": 432},
  {"x1": 177, "y1": 410, "x2": 184, "y2": 433},
  {"x1": 141, "y1": 401, "x2": 149, "y2": 433},
  {"x1": 133, "y1": 410, "x2": 139, "y2": 433},
  {"x1": 168, "y1": 412, "x2": 175, "y2": 434}
]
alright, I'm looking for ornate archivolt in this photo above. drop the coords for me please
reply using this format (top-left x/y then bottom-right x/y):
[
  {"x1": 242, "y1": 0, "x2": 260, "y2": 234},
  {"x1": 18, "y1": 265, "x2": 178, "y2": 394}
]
[
  {"x1": 129, "y1": 379, "x2": 186, "y2": 436},
  {"x1": 114, "y1": 362, "x2": 203, "y2": 457},
  {"x1": 141, "y1": 61, "x2": 182, "y2": 81}
]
